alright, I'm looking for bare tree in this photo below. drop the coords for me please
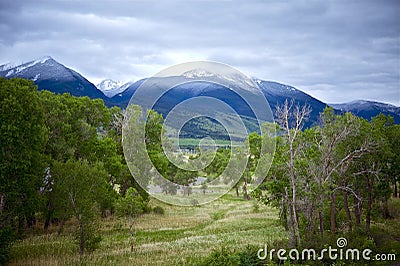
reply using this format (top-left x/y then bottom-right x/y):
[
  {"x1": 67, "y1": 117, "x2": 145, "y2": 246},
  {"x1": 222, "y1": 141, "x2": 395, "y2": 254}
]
[{"x1": 275, "y1": 99, "x2": 311, "y2": 247}]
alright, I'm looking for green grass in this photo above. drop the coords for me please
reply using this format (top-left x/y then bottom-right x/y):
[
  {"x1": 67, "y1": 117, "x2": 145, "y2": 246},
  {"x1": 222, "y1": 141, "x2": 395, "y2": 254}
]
[
  {"x1": 9, "y1": 192, "x2": 287, "y2": 265},
  {"x1": 174, "y1": 138, "x2": 242, "y2": 148}
]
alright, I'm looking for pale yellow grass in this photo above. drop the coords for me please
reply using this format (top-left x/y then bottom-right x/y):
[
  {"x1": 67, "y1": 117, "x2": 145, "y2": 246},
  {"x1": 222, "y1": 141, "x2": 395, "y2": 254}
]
[{"x1": 9, "y1": 193, "x2": 287, "y2": 266}]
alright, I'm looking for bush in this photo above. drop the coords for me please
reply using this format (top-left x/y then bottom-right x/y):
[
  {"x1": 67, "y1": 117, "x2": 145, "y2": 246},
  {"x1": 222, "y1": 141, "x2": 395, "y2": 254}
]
[
  {"x1": 74, "y1": 221, "x2": 102, "y2": 254},
  {"x1": 252, "y1": 202, "x2": 260, "y2": 213},
  {"x1": 191, "y1": 199, "x2": 200, "y2": 207},
  {"x1": 199, "y1": 246, "x2": 240, "y2": 266},
  {"x1": 152, "y1": 206, "x2": 165, "y2": 215},
  {"x1": 197, "y1": 245, "x2": 264, "y2": 266},
  {"x1": 211, "y1": 210, "x2": 226, "y2": 221},
  {"x1": 0, "y1": 227, "x2": 14, "y2": 265}
]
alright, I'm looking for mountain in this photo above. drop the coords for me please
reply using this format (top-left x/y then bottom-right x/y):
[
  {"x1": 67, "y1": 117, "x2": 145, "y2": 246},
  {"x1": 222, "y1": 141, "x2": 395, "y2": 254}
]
[
  {"x1": 108, "y1": 78, "x2": 147, "y2": 106},
  {"x1": 0, "y1": 56, "x2": 107, "y2": 100},
  {"x1": 108, "y1": 75, "x2": 329, "y2": 127},
  {"x1": 255, "y1": 80, "x2": 329, "y2": 127},
  {"x1": 2, "y1": 57, "x2": 398, "y2": 129},
  {"x1": 96, "y1": 79, "x2": 132, "y2": 97},
  {"x1": 331, "y1": 100, "x2": 400, "y2": 124}
]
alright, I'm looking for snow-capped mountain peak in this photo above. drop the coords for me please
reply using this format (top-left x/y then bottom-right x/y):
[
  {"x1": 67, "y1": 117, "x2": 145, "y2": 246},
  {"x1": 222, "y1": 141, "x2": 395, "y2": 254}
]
[
  {"x1": 97, "y1": 79, "x2": 124, "y2": 91},
  {"x1": 2, "y1": 56, "x2": 54, "y2": 77},
  {"x1": 331, "y1": 100, "x2": 399, "y2": 113},
  {"x1": 96, "y1": 79, "x2": 132, "y2": 98},
  {"x1": 0, "y1": 62, "x2": 14, "y2": 72},
  {"x1": 182, "y1": 69, "x2": 216, "y2": 79},
  {"x1": 0, "y1": 56, "x2": 107, "y2": 100}
]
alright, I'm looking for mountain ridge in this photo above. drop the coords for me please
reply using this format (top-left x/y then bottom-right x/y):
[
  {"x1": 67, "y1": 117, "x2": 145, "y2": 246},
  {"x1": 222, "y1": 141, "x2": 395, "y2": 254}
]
[
  {"x1": 331, "y1": 100, "x2": 400, "y2": 123},
  {"x1": 0, "y1": 56, "x2": 108, "y2": 101},
  {"x1": 1, "y1": 56, "x2": 398, "y2": 125}
]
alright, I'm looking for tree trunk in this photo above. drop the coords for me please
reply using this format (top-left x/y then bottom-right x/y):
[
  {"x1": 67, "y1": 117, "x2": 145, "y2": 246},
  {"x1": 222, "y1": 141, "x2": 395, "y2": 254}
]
[
  {"x1": 0, "y1": 193, "x2": 5, "y2": 215},
  {"x1": 280, "y1": 198, "x2": 287, "y2": 230},
  {"x1": 44, "y1": 216, "x2": 51, "y2": 232},
  {"x1": 382, "y1": 199, "x2": 389, "y2": 219},
  {"x1": 285, "y1": 187, "x2": 296, "y2": 247},
  {"x1": 354, "y1": 182, "x2": 362, "y2": 226},
  {"x1": 330, "y1": 191, "x2": 336, "y2": 234},
  {"x1": 57, "y1": 219, "x2": 65, "y2": 236},
  {"x1": 291, "y1": 179, "x2": 300, "y2": 246},
  {"x1": 235, "y1": 184, "x2": 239, "y2": 197},
  {"x1": 78, "y1": 216, "x2": 85, "y2": 255},
  {"x1": 354, "y1": 202, "x2": 361, "y2": 226},
  {"x1": 121, "y1": 180, "x2": 129, "y2": 197},
  {"x1": 242, "y1": 181, "x2": 250, "y2": 200},
  {"x1": 343, "y1": 191, "x2": 352, "y2": 231},
  {"x1": 304, "y1": 195, "x2": 313, "y2": 240},
  {"x1": 43, "y1": 194, "x2": 55, "y2": 232},
  {"x1": 128, "y1": 217, "x2": 135, "y2": 252},
  {"x1": 318, "y1": 211, "x2": 324, "y2": 238},
  {"x1": 365, "y1": 175, "x2": 374, "y2": 233}
]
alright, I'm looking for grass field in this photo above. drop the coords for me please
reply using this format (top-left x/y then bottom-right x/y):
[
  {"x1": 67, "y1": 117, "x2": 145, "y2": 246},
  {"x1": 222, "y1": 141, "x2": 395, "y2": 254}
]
[
  {"x1": 9, "y1": 193, "x2": 287, "y2": 265},
  {"x1": 174, "y1": 138, "x2": 242, "y2": 149}
]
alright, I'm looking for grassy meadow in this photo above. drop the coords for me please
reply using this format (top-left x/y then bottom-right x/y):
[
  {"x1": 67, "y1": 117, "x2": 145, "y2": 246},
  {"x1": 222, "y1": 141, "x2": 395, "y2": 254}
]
[{"x1": 8, "y1": 193, "x2": 287, "y2": 265}]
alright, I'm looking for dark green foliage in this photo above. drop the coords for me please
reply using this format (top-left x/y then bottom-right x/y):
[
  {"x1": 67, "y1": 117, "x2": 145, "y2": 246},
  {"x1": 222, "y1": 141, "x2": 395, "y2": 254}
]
[
  {"x1": 203, "y1": 148, "x2": 230, "y2": 178},
  {"x1": 115, "y1": 187, "x2": 147, "y2": 252},
  {"x1": 195, "y1": 245, "x2": 264, "y2": 266},
  {"x1": 0, "y1": 78, "x2": 152, "y2": 260},
  {"x1": 0, "y1": 226, "x2": 14, "y2": 265},
  {"x1": 152, "y1": 206, "x2": 165, "y2": 215},
  {"x1": 254, "y1": 104, "x2": 400, "y2": 255},
  {"x1": 0, "y1": 78, "x2": 48, "y2": 262},
  {"x1": 52, "y1": 159, "x2": 107, "y2": 254},
  {"x1": 1, "y1": 77, "x2": 399, "y2": 264}
]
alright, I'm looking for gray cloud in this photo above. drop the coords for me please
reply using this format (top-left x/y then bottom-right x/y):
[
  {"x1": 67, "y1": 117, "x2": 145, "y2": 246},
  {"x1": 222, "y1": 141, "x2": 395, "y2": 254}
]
[{"x1": 0, "y1": 0, "x2": 399, "y2": 105}]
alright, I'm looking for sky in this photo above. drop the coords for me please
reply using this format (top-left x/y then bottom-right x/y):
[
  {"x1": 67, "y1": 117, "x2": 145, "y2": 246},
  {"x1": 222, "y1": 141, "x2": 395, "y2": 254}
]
[{"x1": 0, "y1": 0, "x2": 399, "y2": 106}]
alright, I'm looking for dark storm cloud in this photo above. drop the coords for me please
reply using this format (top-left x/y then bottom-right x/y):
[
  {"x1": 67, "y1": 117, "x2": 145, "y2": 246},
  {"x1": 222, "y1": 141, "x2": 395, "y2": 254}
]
[{"x1": 0, "y1": 0, "x2": 399, "y2": 105}]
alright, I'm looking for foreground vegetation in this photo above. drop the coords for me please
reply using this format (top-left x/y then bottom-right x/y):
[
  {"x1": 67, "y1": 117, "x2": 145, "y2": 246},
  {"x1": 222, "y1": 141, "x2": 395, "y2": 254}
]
[
  {"x1": 8, "y1": 194, "x2": 287, "y2": 265},
  {"x1": 7, "y1": 195, "x2": 400, "y2": 265},
  {"x1": 1, "y1": 78, "x2": 399, "y2": 265}
]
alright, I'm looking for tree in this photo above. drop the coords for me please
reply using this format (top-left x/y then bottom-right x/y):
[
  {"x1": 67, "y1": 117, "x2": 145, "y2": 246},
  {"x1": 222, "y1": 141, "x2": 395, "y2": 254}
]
[
  {"x1": 39, "y1": 91, "x2": 119, "y2": 229},
  {"x1": 386, "y1": 124, "x2": 400, "y2": 198},
  {"x1": 123, "y1": 105, "x2": 166, "y2": 193},
  {"x1": 52, "y1": 159, "x2": 106, "y2": 255},
  {"x1": 115, "y1": 187, "x2": 146, "y2": 252},
  {"x1": 0, "y1": 78, "x2": 48, "y2": 262},
  {"x1": 275, "y1": 99, "x2": 311, "y2": 247},
  {"x1": 201, "y1": 182, "x2": 208, "y2": 194},
  {"x1": 241, "y1": 132, "x2": 263, "y2": 200},
  {"x1": 312, "y1": 109, "x2": 370, "y2": 235},
  {"x1": 223, "y1": 147, "x2": 247, "y2": 197},
  {"x1": 174, "y1": 168, "x2": 198, "y2": 196}
]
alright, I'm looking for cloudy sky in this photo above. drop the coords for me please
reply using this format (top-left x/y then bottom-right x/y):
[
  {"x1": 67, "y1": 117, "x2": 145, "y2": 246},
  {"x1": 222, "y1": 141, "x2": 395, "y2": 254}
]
[{"x1": 0, "y1": 0, "x2": 399, "y2": 105}]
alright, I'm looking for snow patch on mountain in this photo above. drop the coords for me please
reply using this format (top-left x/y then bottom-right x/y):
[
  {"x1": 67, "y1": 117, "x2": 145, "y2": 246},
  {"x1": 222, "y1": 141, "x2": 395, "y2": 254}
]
[
  {"x1": 182, "y1": 69, "x2": 216, "y2": 78},
  {"x1": 3, "y1": 57, "x2": 48, "y2": 78},
  {"x1": 32, "y1": 73, "x2": 40, "y2": 81},
  {"x1": 97, "y1": 79, "x2": 132, "y2": 97},
  {"x1": 330, "y1": 100, "x2": 400, "y2": 114},
  {"x1": 182, "y1": 69, "x2": 259, "y2": 94},
  {"x1": 5, "y1": 56, "x2": 52, "y2": 77},
  {"x1": 0, "y1": 63, "x2": 14, "y2": 72},
  {"x1": 97, "y1": 79, "x2": 124, "y2": 91}
]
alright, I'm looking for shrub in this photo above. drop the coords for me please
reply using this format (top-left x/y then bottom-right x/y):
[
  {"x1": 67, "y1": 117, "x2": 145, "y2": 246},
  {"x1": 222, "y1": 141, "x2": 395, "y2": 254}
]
[
  {"x1": 197, "y1": 245, "x2": 264, "y2": 266},
  {"x1": 152, "y1": 206, "x2": 165, "y2": 215},
  {"x1": 191, "y1": 199, "x2": 200, "y2": 207},
  {"x1": 0, "y1": 227, "x2": 14, "y2": 265}
]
